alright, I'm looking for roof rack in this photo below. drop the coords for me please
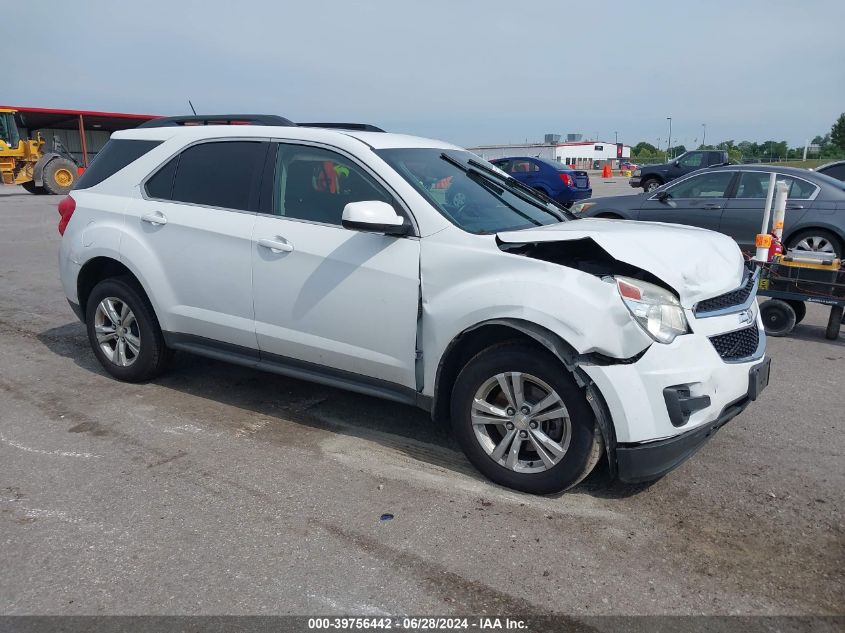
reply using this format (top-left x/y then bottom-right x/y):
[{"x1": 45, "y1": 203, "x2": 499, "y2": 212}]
[
  {"x1": 138, "y1": 114, "x2": 295, "y2": 129},
  {"x1": 299, "y1": 122, "x2": 385, "y2": 133}
]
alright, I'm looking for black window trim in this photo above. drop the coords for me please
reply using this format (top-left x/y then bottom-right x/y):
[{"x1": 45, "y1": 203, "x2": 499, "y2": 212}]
[
  {"x1": 140, "y1": 137, "x2": 273, "y2": 216},
  {"x1": 74, "y1": 139, "x2": 163, "y2": 191},
  {"x1": 257, "y1": 138, "x2": 420, "y2": 238}
]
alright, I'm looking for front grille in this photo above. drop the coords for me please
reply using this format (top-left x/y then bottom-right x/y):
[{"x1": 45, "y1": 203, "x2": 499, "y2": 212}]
[
  {"x1": 709, "y1": 325, "x2": 759, "y2": 361},
  {"x1": 695, "y1": 269, "x2": 757, "y2": 315}
]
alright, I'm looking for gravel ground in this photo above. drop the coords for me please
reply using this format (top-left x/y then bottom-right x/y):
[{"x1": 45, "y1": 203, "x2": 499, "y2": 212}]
[{"x1": 0, "y1": 185, "x2": 842, "y2": 617}]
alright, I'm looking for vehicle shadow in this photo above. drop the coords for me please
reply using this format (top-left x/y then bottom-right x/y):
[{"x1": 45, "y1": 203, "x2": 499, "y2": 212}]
[
  {"x1": 785, "y1": 321, "x2": 844, "y2": 347},
  {"x1": 36, "y1": 321, "x2": 645, "y2": 499}
]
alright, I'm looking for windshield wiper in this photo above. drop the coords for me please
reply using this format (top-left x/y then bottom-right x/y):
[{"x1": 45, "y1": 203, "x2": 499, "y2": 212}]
[
  {"x1": 466, "y1": 158, "x2": 575, "y2": 220},
  {"x1": 440, "y1": 153, "x2": 568, "y2": 222}
]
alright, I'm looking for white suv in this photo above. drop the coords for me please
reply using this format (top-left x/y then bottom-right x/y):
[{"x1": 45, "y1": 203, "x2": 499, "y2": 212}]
[{"x1": 57, "y1": 115, "x2": 770, "y2": 494}]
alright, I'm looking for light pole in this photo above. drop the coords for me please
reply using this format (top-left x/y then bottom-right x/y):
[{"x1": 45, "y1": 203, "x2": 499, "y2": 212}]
[
  {"x1": 702, "y1": 123, "x2": 706, "y2": 148},
  {"x1": 666, "y1": 117, "x2": 672, "y2": 160}
]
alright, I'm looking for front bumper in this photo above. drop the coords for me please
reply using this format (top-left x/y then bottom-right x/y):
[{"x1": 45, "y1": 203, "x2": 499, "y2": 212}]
[
  {"x1": 580, "y1": 307, "x2": 768, "y2": 480},
  {"x1": 615, "y1": 356, "x2": 770, "y2": 482},
  {"x1": 628, "y1": 176, "x2": 641, "y2": 188}
]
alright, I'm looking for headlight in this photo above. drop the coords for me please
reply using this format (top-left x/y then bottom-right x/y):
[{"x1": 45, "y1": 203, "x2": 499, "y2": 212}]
[
  {"x1": 614, "y1": 276, "x2": 688, "y2": 344},
  {"x1": 632, "y1": 169, "x2": 641, "y2": 177},
  {"x1": 570, "y1": 202, "x2": 596, "y2": 214}
]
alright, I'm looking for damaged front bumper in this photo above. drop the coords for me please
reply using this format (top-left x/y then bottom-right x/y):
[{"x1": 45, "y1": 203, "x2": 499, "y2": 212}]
[{"x1": 579, "y1": 312, "x2": 769, "y2": 482}]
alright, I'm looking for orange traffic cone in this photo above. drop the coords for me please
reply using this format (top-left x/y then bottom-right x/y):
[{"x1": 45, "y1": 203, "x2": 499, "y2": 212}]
[{"x1": 602, "y1": 163, "x2": 612, "y2": 178}]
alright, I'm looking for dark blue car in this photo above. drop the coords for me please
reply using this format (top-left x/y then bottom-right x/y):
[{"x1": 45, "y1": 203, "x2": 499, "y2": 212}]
[{"x1": 490, "y1": 156, "x2": 591, "y2": 206}]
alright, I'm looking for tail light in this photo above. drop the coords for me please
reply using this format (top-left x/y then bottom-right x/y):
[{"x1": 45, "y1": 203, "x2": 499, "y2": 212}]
[
  {"x1": 58, "y1": 195, "x2": 76, "y2": 235},
  {"x1": 559, "y1": 172, "x2": 574, "y2": 187}
]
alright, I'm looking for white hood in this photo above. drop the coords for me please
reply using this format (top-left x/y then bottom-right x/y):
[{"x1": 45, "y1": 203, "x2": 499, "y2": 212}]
[{"x1": 498, "y1": 218, "x2": 745, "y2": 307}]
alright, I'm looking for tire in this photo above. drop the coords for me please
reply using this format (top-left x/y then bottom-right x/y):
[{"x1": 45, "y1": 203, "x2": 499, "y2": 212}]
[
  {"x1": 21, "y1": 181, "x2": 49, "y2": 195},
  {"x1": 450, "y1": 343, "x2": 603, "y2": 494},
  {"x1": 826, "y1": 305, "x2": 843, "y2": 340},
  {"x1": 760, "y1": 299, "x2": 796, "y2": 337},
  {"x1": 41, "y1": 158, "x2": 77, "y2": 195},
  {"x1": 785, "y1": 300, "x2": 807, "y2": 324},
  {"x1": 786, "y1": 229, "x2": 843, "y2": 259},
  {"x1": 85, "y1": 277, "x2": 172, "y2": 382},
  {"x1": 642, "y1": 178, "x2": 662, "y2": 192}
]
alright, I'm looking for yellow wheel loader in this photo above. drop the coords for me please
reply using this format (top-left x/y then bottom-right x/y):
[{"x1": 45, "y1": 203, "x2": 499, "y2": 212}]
[{"x1": 0, "y1": 108, "x2": 78, "y2": 194}]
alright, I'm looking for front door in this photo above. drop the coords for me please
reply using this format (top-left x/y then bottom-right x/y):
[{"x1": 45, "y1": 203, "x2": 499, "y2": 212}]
[
  {"x1": 636, "y1": 170, "x2": 735, "y2": 233},
  {"x1": 251, "y1": 143, "x2": 421, "y2": 388}
]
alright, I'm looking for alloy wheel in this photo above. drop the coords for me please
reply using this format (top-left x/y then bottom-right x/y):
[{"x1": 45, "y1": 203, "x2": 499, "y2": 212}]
[
  {"x1": 471, "y1": 372, "x2": 571, "y2": 473},
  {"x1": 794, "y1": 235, "x2": 835, "y2": 254},
  {"x1": 94, "y1": 297, "x2": 141, "y2": 367}
]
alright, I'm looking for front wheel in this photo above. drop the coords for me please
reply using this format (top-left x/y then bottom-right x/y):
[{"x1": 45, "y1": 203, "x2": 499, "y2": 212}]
[
  {"x1": 85, "y1": 277, "x2": 172, "y2": 382},
  {"x1": 642, "y1": 178, "x2": 662, "y2": 192},
  {"x1": 450, "y1": 343, "x2": 603, "y2": 494}
]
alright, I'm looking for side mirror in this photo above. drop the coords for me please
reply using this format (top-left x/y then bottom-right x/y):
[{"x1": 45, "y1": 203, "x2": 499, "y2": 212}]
[
  {"x1": 342, "y1": 200, "x2": 409, "y2": 236},
  {"x1": 655, "y1": 191, "x2": 671, "y2": 202},
  {"x1": 673, "y1": 161, "x2": 680, "y2": 167}
]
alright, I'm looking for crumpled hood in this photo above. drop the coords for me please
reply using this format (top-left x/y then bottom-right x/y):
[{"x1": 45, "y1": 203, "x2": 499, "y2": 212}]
[{"x1": 498, "y1": 218, "x2": 745, "y2": 307}]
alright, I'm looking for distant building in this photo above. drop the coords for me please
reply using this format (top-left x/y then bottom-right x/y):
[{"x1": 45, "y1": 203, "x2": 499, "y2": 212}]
[{"x1": 469, "y1": 140, "x2": 631, "y2": 169}]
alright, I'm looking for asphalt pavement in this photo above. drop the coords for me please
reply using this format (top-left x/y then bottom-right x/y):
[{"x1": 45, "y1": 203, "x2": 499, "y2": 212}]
[{"x1": 0, "y1": 185, "x2": 842, "y2": 617}]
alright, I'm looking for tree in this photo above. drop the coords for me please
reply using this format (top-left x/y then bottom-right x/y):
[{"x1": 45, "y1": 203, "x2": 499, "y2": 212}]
[
  {"x1": 831, "y1": 112, "x2": 845, "y2": 152},
  {"x1": 633, "y1": 142, "x2": 657, "y2": 156}
]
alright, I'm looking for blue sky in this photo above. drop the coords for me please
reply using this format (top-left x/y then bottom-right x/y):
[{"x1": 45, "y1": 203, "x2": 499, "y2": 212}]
[{"x1": 6, "y1": 0, "x2": 844, "y2": 148}]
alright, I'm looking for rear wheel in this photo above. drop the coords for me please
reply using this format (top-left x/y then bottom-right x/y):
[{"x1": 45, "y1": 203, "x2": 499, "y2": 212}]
[
  {"x1": 786, "y1": 229, "x2": 842, "y2": 259},
  {"x1": 42, "y1": 158, "x2": 76, "y2": 195},
  {"x1": 21, "y1": 181, "x2": 49, "y2": 195},
  {"x1": 826, "y1": 305, "x2": 843, "y2": 340},
  {"x1": 785, "y1": 300, "x2": 807, "y2": 324},
  {"x1": 760, "y1": 299, "x2": 796, "y2": 337},
  {"x1": 642, "y1": 178, "x2": 662, "y2": 192},
  {"x1": 85, "y1": 277, "x2": 172, "y2": 382},
  {"x1": 450, "y1": 343, "x2": 603, "y2": 494}
]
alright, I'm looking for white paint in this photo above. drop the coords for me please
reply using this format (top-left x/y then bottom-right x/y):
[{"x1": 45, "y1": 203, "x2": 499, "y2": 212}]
[{"x1": 0, "y1": 433, "x2": 100, "y2": 458}]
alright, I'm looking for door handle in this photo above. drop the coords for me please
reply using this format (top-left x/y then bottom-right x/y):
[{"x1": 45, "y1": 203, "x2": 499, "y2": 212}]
[
  {"x1": 141, "y1": 212, "x2": 167, "y2": 226},
  {"x1": 702, "y1": 203, "x2": 722, "y2": 210},
  {"x1": 258, "y1": 236, "x2": 294, "y2": 253},
  {"x1": 786, "y1": 204, "x2": 804, "y2": 210}
]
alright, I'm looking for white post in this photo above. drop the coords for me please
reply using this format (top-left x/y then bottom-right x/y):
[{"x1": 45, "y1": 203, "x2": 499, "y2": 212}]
[
  {"x1": 754, "y1": 173, "x2": 778, "y2": 262},
  {"x1": 771, "y1": 180, "x2": 789, "y2": 242},
  {"x1": 802, "y1": 140, "x2": 808, "y2": 162}
]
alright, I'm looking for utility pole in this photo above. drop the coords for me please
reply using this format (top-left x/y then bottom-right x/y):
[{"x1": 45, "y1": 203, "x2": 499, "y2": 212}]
[
  {"x1": 702, "y1": 123, "x2": 706, "y2": 148},
  {"x1": 666, "y1": 117, "x2": 672, "y2": 160}
]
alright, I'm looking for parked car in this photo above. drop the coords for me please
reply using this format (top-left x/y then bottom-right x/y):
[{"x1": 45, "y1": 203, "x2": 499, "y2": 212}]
[
  {"x1": 619, "y1": 161, "x2": 638, "y2": 172},
  {"x1": 489, "y1": 156, "x2": 591, "y2": 206},
  {"x1": 629, "y1": 150, "x2": 729, "y2": 192},
  {"x1": 815, "y1": 160, "x2": 845, "y2": 182},
  {"x1": 575, "y1": 164, "x2": 845, "y2": 258},
  {"x1": 58, "y1": 116, "x2": 769, "y2": 494}
]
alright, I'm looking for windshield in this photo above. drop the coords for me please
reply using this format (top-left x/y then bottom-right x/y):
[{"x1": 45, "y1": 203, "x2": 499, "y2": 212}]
[{"x1": 375, "y1": 148, "x2": 567, "y2": 234}]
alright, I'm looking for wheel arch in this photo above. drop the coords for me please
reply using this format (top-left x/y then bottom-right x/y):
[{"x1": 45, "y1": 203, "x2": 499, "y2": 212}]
[
  {"x1": 783, "y1": 224, "x2": 845, "y2": 255},
  {"x1": 430, "y1": 318, "x2": 618, "y2": 475},
  {"x1": 76, "y1": 256, "x2": 155, "y2": 324}
]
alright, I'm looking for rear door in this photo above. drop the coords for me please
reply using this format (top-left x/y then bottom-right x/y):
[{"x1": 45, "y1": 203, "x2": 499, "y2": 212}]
[
  {"x1": 510, "y1": 159, "x2": 542, "y2": 188},
  {"x1": 124, "y1": 139, "x2": 268, "y2": 350},
  {"x1": 636, "y1": 170, "x2": 735, "y2": 232},
  {"x1": 251, "y1": 142, "x2": 421, "y2": 388},
  {"x1": 721, "y1": 171, "x2": 813, "y2": 251}
]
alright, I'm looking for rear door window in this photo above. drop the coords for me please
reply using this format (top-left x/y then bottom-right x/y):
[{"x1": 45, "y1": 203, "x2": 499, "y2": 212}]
[
  {"x1": 734, "y1": 171, "x2": 817, "y2": 200},
  {"x1": 73, "y1": 139, "x2": 162, "y2": 190},
  {"x1": 169, "y1": 141, "x2": 268, "y2": 211}
]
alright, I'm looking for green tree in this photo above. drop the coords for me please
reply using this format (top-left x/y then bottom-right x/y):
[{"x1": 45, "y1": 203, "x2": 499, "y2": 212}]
[
  {"x1": 831, "y1": 112, "x2": 845, "y2": 152},
  {"x1": 633, "y1": 142, "x2": 657, "y2": 156}
]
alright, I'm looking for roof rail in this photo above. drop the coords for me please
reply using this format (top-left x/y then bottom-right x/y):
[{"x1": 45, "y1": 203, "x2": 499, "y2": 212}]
[
  {"x1": 299, "y1": 122, "x2": 385, "y2": 133},
  {"x1": 138, "y1": 114, "x2": 295, "y2": 129}
]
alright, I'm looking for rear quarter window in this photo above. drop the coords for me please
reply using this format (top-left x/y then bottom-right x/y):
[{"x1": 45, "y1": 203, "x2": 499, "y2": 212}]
[{"x1": 73, "y1": 139, "x2": 162, "y2": 190}]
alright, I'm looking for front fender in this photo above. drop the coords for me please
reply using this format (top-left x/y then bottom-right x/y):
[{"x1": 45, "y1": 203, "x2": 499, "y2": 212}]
[{"x1": 419, "y1": 233, "x2": 652, "y2": 397}]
